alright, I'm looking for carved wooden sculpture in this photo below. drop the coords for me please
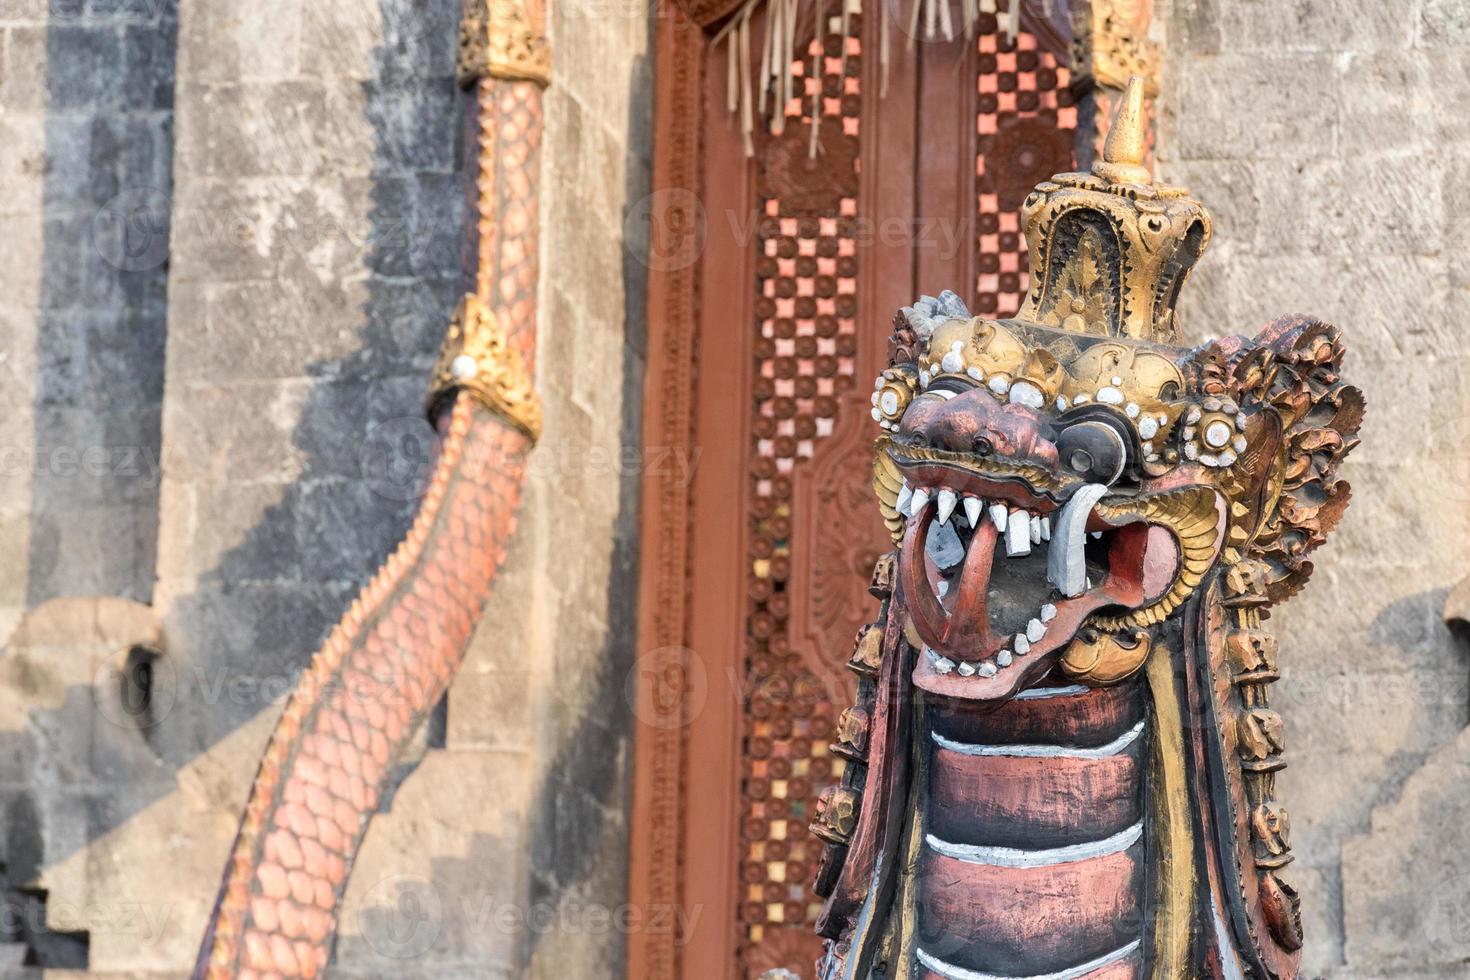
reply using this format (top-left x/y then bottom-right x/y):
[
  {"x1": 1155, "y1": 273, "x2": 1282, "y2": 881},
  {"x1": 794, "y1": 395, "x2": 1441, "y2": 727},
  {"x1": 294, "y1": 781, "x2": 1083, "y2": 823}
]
[
  {"x1": 808, "y1": 78, "x2": 1363, "y2": 979},
  {"x1": 192, "y1": 2, "x2": 548, "y2": 976}
]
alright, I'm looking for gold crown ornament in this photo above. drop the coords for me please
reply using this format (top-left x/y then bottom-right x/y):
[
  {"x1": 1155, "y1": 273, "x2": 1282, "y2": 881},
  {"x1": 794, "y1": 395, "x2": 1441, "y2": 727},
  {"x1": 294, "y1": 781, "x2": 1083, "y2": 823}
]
[{"x1": 1016, "y1": 76, "x2": 1212, "y2": 345}]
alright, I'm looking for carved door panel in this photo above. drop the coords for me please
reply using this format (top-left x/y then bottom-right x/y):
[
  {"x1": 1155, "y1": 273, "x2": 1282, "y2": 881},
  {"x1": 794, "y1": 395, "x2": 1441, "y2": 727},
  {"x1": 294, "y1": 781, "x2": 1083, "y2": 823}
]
[{"x1": 642, "y1": 4, "x2": 1078, "y2": 977}]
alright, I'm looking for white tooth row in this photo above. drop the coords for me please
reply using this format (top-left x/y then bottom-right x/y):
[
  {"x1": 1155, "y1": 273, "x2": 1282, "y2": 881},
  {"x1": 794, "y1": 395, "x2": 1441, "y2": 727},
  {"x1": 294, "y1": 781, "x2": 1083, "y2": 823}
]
[
  {"x1": 897, "y1": 481, "x2": 1050, "y2": 557},
  {"x1": 925, "y1": 603, "x2": 1057, "y2": 678}
]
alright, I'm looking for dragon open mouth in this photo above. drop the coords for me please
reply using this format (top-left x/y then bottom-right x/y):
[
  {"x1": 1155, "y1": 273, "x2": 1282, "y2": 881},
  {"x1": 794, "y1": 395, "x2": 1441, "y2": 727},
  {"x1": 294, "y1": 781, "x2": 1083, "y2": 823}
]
[{"x1": 891, "y1": 455, "x2": 1195, "y2": 703}]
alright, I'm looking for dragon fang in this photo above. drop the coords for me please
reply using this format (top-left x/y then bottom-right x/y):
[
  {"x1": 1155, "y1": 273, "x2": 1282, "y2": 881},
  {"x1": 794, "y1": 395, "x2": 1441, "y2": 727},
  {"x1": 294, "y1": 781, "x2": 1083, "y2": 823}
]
[{"x1": 809, "y1": 77, "x2": 1363, "y2": 980}]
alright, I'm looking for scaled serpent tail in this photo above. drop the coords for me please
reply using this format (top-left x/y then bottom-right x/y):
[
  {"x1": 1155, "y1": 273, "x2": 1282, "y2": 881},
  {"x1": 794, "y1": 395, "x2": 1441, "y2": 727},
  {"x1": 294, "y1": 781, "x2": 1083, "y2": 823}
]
[
  {"x1": 195, "y1": 49, "x2": 548, "y2": 977},
  {"x1": 194, "y1": 394, "x2": 530, "y2": 978}
]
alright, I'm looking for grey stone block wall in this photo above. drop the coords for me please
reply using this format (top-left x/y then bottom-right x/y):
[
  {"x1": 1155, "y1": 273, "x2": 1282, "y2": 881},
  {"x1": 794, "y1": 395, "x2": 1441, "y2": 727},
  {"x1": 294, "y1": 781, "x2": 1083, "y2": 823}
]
[
  {"x1": 0, "y1": 0, "x2": 650, "y2": 975},
  {"x1": 153, "y1": 0, "x2": 466, "y2": 765},
  {"x1": 1158, "y1": 1, "x2": 1470, "y2": 975},
  {"x1": 26, "y1": 0, "x2": 177, "y2": 608},
  {"x1": 0, "y1": 1, "x2": 172, "y2": 627},
  {"x1": 0, "y1": 7, "x2": 48, "y2": 645}
]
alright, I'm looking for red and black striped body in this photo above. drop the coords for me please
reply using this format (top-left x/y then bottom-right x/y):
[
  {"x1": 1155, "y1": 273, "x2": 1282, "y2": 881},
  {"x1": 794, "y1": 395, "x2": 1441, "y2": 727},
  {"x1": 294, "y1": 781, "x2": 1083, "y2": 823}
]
[{"x1": 911, "y1": 679, "x2": 1149, "y2": 980}]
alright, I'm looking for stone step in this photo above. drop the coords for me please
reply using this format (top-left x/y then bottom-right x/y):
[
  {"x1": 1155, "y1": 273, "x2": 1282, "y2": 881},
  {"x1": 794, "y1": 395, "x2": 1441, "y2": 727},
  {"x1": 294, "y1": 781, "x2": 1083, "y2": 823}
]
[{"x1": 0, "y1": 940, "x2": 29, "y2": 969}]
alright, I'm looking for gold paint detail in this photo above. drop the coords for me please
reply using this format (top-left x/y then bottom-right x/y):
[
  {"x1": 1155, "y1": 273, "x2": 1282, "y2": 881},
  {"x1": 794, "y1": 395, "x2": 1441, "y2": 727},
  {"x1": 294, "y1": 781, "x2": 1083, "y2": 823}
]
[
  {"x1": 1017, "y1": 76, "x2": 1213, "y2": 345},
  {"x1": 1144, "y1": 638, "x2": 1196, "y2": 980},
  {"x1": 870, "y1": 552, "x2": 898, "y2": 598},
  {"x1": 889, "y1": 737, "x2": 927, "y2": 980},
  {"x1": 908, "y1": 319, "x2": 1189, "y2": 460},
  {"x1": 902, "y1": 615, "x2": 924, "y2": 652},
  {"x1": 873, "y1": 450, "x2": 907, "y2": 544},
  {"x1": 832, "y1": 706, "x2": 872, "y2": 762},
  {"x1": 428, "y1": 294, "x2": 542, "y2": 441},
  {"x1": 811, "y1": 785, "x2": 861, "y2": 845},
  {"x1": 873, "y1": 365, "x2": 919, "y2": 430},
  {"x1": 1071, "y1": 0, "x2": 1161, "y2": 96},
  {"x1": 1059, "y1": 627, "x2": 1151, "y2": 685},
  {"x1": 1221, "y1": 568, "x2": 1305, "y2": 952},
  {"x1": 847, "y1": 623, "x2": 885, "y2": 677},
  {"x1": 457, "y1": 0, "x2": 550, "y2": 87},
  {"x1": 1095, "y1": 74, "x2": 1151, "y2": 185}
]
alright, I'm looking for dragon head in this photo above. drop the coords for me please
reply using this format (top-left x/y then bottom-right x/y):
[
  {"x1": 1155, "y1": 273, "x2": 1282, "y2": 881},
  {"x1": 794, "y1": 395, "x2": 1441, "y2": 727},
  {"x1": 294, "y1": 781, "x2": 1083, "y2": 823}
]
[{"x1": 868, "y1": 78, "x2": 1362, "y2": 704}]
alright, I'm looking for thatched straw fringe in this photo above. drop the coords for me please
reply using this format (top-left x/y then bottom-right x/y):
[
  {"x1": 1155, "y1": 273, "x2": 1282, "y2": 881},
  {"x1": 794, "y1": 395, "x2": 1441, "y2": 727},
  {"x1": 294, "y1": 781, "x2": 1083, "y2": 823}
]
[{"x1": 716, "y1": 0, "x2": 1020, "y2": 156}]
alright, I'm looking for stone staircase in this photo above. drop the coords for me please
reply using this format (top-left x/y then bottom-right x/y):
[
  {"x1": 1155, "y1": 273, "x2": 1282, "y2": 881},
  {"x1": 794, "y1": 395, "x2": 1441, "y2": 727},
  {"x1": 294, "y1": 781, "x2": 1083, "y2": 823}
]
[{"x1": 0, "y1": 876, "x2": 87, "y2": 974}]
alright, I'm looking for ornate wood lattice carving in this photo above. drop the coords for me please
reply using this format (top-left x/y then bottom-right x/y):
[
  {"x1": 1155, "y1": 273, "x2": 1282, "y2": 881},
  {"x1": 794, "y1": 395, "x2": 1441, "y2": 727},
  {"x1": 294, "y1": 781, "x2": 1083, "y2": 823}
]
[
  {"x1": 975, "y1": 16, "x2": 1076, "y2": 317},
  {"x1": 746, "y1": 9, "x2": 1079, "y2": 976},
  {"x1": 635, "y1": 5, "x2": 1098, "y2": 979},
  {"x1": 741, "y1": 16, "x2": 866, "y2": 973}
]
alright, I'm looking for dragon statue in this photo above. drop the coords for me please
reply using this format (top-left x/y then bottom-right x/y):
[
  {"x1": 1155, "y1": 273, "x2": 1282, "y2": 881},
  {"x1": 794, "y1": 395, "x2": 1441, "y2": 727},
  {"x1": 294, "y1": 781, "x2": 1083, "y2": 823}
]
[{"x1": 807, "y1": 77, "x2": 1363, "y2": 979}]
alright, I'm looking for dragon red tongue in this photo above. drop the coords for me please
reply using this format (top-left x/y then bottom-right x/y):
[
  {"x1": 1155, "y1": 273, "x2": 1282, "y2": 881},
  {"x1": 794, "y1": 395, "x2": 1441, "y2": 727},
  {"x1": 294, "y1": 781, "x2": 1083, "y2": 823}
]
[
  {"x1": 942, "y1": 519, "x2": 1001, "y2": 647},
  {"x1": 900, "y1": 511, "x2": 1001, "y2": 654}
]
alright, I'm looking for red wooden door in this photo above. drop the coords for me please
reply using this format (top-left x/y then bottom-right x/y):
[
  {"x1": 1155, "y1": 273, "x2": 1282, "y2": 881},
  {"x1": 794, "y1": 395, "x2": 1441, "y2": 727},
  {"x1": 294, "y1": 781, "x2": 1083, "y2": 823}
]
[{"x1": 632, "y1": 3, "x2": 1078, "y2": 976}]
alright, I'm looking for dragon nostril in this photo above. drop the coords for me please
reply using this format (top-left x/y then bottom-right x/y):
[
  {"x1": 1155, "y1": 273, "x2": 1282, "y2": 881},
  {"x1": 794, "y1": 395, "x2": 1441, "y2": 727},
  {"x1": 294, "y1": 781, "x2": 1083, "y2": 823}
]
[{"x1": 973, "y1": 437, "x2": 993, "y2": 457}]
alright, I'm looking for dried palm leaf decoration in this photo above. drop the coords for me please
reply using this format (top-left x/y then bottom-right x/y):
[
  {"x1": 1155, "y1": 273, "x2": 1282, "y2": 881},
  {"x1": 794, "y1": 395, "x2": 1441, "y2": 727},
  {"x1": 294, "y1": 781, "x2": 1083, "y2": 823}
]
[{"x1": 713, "y1": 0, "x2": 1023, "y2": 155}]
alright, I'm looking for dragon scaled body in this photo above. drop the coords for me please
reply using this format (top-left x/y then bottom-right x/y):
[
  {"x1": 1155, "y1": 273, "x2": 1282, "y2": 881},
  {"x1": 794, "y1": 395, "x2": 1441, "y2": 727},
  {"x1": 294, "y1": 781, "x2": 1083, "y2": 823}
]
[
  {"x1": 809, "y1": 78, "x2": 1363, "y2": 980},
  {"x1": 194, "y1": 3, "x2": 550, "y2": 968}
]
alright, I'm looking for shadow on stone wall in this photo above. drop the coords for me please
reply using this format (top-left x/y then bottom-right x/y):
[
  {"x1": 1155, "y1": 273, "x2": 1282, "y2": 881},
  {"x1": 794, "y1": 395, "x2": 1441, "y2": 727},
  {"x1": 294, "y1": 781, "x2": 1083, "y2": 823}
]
[
  {"x1": 27, "y1": 2, "x2": 176, "y2": 608},
  {"x1": 0, "y1": 1, "x2": 181, "y2": 965},
  {"x1": 1359, "y1": 586, "x2": 1470, "y2": 809},
  {"x1": 2, "y1": 0, "x2": 651, "y2": 971},
  {"x1": 509, "y1": 26, "x2": 652, "y2": 977},
  {"x1": 332, "y1": 19, "x2": 654, "y2": 976},
  {"x1": 1, "y1": 0, "x2": 465, "y2": 949},
  {"x1": 155, "y1": 0, "x2": 466, "y2": 768}
]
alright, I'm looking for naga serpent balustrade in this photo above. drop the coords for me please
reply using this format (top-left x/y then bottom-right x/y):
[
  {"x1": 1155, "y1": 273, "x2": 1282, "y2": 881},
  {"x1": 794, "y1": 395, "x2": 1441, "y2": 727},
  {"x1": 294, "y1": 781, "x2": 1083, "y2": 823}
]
[{"x1": 193, "y1": 1, "x2": 550, "y2": 975}]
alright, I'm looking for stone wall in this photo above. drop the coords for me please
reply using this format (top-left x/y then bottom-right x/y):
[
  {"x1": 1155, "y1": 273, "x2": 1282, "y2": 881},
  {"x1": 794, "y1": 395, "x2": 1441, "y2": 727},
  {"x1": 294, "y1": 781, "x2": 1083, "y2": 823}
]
[
  {"x1": 1158, "y1": 2, "x2": 1470, "y2": 976},
  {"x1": 0, "y1": 0, "x2": 177, "y2": 643},
  {"x1": 0, "y1": 0, "x2": 650, "y2": 975}
]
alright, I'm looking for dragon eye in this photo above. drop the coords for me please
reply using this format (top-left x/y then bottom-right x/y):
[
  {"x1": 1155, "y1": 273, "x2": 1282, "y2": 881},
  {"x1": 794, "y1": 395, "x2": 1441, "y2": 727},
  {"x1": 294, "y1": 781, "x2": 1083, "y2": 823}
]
[{"x1": 1056, "y1": 419, "x2": 1128, "y2": 485}]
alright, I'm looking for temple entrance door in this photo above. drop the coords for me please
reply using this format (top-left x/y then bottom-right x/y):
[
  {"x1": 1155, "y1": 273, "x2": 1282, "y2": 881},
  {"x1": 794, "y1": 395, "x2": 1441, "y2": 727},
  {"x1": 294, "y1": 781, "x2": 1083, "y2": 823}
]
[{"x1": 631, "y1": 4, "x2": 1081, "y2": 977}]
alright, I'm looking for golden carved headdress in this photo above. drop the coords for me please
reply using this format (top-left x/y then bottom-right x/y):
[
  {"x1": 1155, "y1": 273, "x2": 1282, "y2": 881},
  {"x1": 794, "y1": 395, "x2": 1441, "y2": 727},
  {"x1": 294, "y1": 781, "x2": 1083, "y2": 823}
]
[
  {"x1": 872, "y1": 78, "x2": 1220, "y2": 470},
  {"x1": 1015, "y1": 77, "x2": 1212, "y2": 345}
]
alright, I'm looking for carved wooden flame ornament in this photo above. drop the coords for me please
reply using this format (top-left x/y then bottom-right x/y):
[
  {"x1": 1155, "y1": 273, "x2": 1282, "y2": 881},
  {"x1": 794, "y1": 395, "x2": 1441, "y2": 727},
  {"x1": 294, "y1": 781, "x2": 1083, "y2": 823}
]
[{"x1": 809, "y1": 77, "x2": 1363, "y2": 979}]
